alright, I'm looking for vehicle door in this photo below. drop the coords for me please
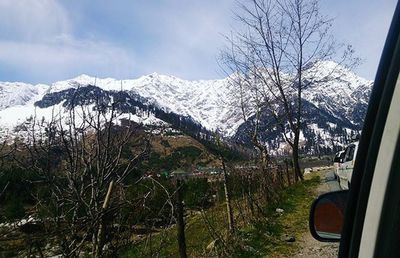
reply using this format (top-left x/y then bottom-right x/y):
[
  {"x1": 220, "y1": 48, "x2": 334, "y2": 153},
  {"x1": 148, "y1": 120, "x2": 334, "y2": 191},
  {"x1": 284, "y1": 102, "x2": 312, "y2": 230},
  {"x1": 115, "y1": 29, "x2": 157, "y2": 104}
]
[
  {"x1": 333, "y1": 152, "x2": 340, "y2": 177},
  {"x1": 335, "y1": 151, "x2": 345, "y2": 179},
  {"x1": 346, "y1": 143, "x2": 359, "y2": 186},
  {"x1": 339, "y1": 144, "x2": 355, "y2": 189}
]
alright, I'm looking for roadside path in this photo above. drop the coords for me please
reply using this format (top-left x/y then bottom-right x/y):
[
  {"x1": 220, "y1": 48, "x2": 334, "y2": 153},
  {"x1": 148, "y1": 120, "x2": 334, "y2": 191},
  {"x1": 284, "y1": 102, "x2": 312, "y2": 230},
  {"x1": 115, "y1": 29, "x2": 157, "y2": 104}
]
[{"x1": 294, "y1": 169, "x2": 340, "y2": 258}]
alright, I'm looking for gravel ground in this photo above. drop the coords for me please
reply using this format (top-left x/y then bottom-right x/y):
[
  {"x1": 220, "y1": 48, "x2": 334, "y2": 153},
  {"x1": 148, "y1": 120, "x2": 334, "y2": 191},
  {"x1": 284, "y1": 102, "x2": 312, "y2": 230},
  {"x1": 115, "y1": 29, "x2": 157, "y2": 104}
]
[{"x1": 294, "y1": 169, "x2": 340, "y2": 258}]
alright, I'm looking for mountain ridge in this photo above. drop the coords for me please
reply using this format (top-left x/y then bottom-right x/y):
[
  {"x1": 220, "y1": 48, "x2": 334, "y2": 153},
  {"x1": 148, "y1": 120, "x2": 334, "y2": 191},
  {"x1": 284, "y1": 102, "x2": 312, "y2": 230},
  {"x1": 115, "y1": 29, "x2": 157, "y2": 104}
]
[{"x1": 0, "y1": 61, "x2": 373, "y2": 154}]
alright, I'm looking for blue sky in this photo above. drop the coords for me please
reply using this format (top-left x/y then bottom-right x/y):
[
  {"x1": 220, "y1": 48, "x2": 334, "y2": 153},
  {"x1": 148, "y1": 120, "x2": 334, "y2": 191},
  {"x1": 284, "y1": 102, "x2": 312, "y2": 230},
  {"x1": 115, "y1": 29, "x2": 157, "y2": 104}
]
[{"x1": 0, "y1": 0, "x2": 397, "y2": 84}]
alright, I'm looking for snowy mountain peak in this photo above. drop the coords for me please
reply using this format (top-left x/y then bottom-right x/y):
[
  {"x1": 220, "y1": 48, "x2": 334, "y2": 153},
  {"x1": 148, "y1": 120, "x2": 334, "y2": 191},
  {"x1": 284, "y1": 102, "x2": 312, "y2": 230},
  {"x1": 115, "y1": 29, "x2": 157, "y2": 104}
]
[
  {"x1": 0, "y1": 61, "x2": 373, "y2": 152},
  {"x1": 72, "y1": 74, "x2": 96, "y2": 82},
  {"x1": 0, "y1": 82, "x2": 49, "y2": 111}
]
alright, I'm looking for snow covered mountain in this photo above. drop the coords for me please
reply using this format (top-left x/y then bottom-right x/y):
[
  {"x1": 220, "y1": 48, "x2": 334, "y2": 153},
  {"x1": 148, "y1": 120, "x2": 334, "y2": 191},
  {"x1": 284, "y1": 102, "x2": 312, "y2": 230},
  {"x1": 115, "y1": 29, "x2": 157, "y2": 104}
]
[
  {"x1": 0, "y1": 61, "x2": 373, "y2": 154},
  {"x1": 233, "y1": 61, "x2": 373, "y2": 154}
]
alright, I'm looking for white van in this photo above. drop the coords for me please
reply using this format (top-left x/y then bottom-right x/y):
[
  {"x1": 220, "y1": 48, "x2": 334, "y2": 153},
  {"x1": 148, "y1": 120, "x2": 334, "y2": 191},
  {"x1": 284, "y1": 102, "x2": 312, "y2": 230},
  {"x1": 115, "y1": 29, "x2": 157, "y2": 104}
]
[
  {"x1": 337, "y1": 141, "x2": 359, "y2": 190},
  {"x1": 333, "y1": 150, "x2": 345, "y2": 179}
]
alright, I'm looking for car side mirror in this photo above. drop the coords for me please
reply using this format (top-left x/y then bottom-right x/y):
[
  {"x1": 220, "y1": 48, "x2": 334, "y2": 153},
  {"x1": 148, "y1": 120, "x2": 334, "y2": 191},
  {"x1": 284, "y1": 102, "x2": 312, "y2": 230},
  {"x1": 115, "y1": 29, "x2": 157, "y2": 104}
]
[{"x1": 309, "y1": 190, "x2": 348, "y2": 242}]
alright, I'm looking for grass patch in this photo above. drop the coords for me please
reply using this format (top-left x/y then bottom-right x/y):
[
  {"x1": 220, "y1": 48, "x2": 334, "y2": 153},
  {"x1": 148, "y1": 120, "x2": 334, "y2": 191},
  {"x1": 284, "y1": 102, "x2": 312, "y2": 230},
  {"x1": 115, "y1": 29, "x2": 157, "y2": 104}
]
[
  {"x1": 120, "y1": 204, "x2": 229, "y2": 257},
  {"x1": 235, "y1": 176, "x2": 321, "y2": 257},
  {"x1": 121, "y1": 176, "x2": 321, "y2": 257}
]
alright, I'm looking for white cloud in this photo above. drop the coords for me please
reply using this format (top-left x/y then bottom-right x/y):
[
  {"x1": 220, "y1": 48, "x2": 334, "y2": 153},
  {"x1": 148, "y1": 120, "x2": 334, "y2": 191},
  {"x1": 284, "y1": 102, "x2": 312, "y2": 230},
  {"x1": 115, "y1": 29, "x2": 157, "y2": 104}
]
[
  {"x1": 0, "y1": 0, "x2": 249, "y2": 82},
  {"x1": 0, "y1": 37, "x2": 136, "y2": 83},
  {"x1": 127, "y1": 0, "x2": 236, "y2": 79},
  {"x1": 0, "y1": 0, "x2": 136, "y2": 83},
  {"x1": 0, "y1": 0, "x2": 395, "y2": 82},
  {"x1": 0, "y1": 0, "x2": 70, "y2": 41}
]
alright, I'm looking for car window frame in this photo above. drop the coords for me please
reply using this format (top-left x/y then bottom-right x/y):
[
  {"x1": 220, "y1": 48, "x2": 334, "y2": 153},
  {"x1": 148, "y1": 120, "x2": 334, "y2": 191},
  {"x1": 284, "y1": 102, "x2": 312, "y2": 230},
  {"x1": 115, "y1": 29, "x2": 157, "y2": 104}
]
[
  {"x1": 359, "y1": 72, "x2": 400, "y2": 257},
  {"x1": 374, "y1": 135, "x2": 400, "y2": 257},
  {"x1": 344, "y1": 144, "x2": 355, "y2": 162},
  {"x1": 339, "y1": 151, "x2": 345, "y2": 161},
  {"x1": 339, "y1": 2, "x2": 400, "y2": 257},
  {"x1": 334, "y1": 152, "x2": 342, "y2": 163}
]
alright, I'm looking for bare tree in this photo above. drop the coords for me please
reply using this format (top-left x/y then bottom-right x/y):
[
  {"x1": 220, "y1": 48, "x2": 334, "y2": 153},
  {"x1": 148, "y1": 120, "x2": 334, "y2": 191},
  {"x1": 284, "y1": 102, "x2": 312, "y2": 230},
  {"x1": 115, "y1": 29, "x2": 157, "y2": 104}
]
[
  {"x1": 15, "y1": 97, "x2": 150, "y2": 257},
  {"x1": 221, "y1": 0, "x2": 357, "y2": 181},
  {"x1": 0, "y1": 138, "x2": 14, "y2": 199},
  {"x1": 215, "y1": 137, "x2": 235, "y2": 234},
  {"x1": 222, "y1": 56, "x2": 272, "y2": 169}
]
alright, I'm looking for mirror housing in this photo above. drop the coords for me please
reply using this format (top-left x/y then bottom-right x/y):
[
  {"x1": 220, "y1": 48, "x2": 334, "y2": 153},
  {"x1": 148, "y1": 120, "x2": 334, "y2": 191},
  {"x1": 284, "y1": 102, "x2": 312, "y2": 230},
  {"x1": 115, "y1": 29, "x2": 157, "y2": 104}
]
[{"x1": 309, "y1": 190, "x2": 348, "y2": 242}]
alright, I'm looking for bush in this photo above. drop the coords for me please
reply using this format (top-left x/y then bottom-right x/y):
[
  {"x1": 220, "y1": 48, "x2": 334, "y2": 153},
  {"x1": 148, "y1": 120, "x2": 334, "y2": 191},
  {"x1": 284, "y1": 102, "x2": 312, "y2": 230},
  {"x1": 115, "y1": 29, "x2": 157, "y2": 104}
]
[
  {"x1": 183, "y1": 178, "x2": 212, "y2": 209},
  {"x1": 3, "y1": 197, "x2": 25, "y2": 221}
]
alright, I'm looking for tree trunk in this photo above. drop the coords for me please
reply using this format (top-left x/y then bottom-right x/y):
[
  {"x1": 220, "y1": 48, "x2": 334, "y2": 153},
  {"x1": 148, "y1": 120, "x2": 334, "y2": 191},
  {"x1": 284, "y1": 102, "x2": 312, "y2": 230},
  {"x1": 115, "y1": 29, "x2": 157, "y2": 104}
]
[
  {"x1": 175, "y1": 179, "x2": 187, "y2": 258},
  {"x1": 292, "y1": 145, "x2": 304, "y2": 181},
  {"x1": 246, "y1": 176, "x2": 255, "y2": 216},
  {"x1": 95, "y1": 180, "x2": 114, "y2": 257},
  {"x1": 285, "y1": 159, "x2": 291, "y2": 186},
  {"x1": 278, "y1": 165, "x2": 284, "y2": 188},
  {"x1": 220, "y1": 155, "x2": 235, "y2": 234}
]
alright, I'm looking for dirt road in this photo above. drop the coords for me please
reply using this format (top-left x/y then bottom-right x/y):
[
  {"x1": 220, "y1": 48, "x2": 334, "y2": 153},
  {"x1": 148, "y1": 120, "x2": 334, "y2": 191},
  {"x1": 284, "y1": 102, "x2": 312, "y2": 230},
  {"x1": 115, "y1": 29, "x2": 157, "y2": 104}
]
[{"x1": 294, "y1": 169, "x2": 340, "y2": 258}]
